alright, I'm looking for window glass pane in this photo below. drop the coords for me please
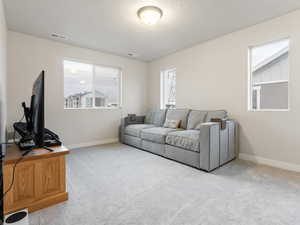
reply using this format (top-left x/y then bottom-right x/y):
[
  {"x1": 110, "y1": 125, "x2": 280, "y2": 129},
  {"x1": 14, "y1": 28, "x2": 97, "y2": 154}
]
[
  {"x1": 161, "y1": 69, "x2": 176, "y2": 109},
  {"x1": 94, "y1": 66, "x2": 120, "y2": 107},
  {"x1": 64, "y1": 60, "x2": 93, "y2": 108},
  {"x1": 250, "y1": 39, "x2": 289, "y2": 110},
  {"x1": 165, "y1": 70, "x2": 176, "y2": 107},
  {"x1": 64, "y1": 60, "x2": 121, "y2": 109}
]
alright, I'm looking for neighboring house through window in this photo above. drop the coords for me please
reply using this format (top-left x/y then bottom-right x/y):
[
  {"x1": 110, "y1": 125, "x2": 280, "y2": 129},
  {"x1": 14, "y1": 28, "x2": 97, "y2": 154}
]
[
  {"x1": 161, "y1": 68, "x2": 176, "y2": 109},
  {"x1": 249, "y1": 39, "x2": 289, "y2": 111},
  {"x1": 64, "y1": 60, "x2": 121, "y2": 109}
]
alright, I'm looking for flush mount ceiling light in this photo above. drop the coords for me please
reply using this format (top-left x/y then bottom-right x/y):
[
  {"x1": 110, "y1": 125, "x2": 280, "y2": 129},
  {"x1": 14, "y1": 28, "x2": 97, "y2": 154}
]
[{"x1": 137, "y1": 6, "x2": 163, "y2": 25}]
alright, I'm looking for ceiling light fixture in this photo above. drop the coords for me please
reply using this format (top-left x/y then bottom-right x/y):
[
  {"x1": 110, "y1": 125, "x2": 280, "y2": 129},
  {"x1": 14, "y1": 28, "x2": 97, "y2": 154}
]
[{"x1": 137, "y1": 6, "x2": 163, "y2": 25}]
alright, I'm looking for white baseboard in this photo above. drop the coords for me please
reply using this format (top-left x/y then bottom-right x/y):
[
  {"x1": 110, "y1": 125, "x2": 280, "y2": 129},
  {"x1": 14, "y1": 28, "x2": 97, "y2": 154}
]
[
  {"x1": 66, "y1": 138, "x2": 119, "y2": 150},
  {"x1": 239, "y1": 153, "x2": 300, "y2": 173},
  {"x1": 8, "y1": 138, "x2": 119, "y2": 150}
]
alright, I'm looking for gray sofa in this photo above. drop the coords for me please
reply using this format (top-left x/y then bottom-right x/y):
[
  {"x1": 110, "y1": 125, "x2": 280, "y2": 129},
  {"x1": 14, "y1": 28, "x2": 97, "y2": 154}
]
[{"x1": 120, "y1": 109, "x2": 238, "y2": 172}]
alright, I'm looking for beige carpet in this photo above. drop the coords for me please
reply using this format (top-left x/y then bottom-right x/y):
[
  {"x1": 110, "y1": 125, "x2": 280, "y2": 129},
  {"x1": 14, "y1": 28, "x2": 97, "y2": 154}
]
[{"x1": 29, "y1": 143, "x2": 300, "y2": 225}]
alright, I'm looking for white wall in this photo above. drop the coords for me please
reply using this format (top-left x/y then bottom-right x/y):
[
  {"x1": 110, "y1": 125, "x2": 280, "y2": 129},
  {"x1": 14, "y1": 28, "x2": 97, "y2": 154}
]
[
  {"x1": 0, "y1": 0, "x2": 6, "y2": 147},
  {"x1": 7, "y1": 31, "x2": 148, "y2": 146},
  {"x1": 148, "y1": 10, "x2": 300, "y2": 165}
]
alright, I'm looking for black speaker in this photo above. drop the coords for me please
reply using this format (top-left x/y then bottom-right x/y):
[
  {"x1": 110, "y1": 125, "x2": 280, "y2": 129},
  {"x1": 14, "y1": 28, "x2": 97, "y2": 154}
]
[{"x1": 4, "y1": 210, "x2": 28, "y2": 224}]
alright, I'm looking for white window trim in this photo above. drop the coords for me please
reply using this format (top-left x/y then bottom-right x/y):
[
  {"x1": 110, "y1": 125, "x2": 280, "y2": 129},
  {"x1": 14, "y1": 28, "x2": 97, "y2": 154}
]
[
  {"x1": 248, "y1": 37, "x2": 291, "y2": 112},
  {"x1": 253, "y1": 86, "x2": 261, "y2": 110},
  {"x1": 63, "y1": 58, "x2": 122, "y2": 110},
  {"x1": 250, "y1": 109, "x2": 290, "y2": 112},
  {"x1": 160, "y1": 68, "x2": 176, "y2": 109},
  {"x1": 160, "y1": 72, "x2": 164, "y2": 110},
  {"x1": 253, "y1": 80, "x2": 288, "y2": 86}
]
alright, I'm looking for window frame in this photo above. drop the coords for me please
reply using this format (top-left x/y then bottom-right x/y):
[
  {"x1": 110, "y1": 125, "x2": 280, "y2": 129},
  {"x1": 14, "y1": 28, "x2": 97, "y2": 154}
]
[
  {"x1": 247, "y1": 38, "x2": 290, "y2": 112},
  {"x1": 63, "y1": 58, "x2": 122, "y2": 110},
  {"x1": 160, "y1": 67, "x2": 176, "y2": 109}
]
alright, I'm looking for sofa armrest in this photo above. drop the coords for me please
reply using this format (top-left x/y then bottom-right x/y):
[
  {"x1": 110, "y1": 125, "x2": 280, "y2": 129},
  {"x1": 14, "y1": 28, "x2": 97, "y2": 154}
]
[
  {"x1": 199, "y1": 122, "x2": 220, "y2": 171},
  {"x1": 225, "y1": 119, "x2": 238, "y2": 160},
  {"x1": 198, "y1": 119, "x2": 238, "y2": 171},
  {"x1": 121, "y1": 116, "x2": 146, "y2": 127},
  {"x1": 119, "y1": 116, "x2": 146, "y2": 142}
]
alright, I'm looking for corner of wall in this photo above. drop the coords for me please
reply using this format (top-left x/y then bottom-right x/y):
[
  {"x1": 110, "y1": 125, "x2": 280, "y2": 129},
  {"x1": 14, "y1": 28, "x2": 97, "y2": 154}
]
[{"x1": 0, "y1": 0, "x2": 7, "y2": 147}]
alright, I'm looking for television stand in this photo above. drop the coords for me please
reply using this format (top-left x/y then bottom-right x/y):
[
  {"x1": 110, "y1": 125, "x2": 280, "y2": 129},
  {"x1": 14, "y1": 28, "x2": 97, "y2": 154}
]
[{"x1": 3, "y1": 144, "x2": 69, "y2": 215}]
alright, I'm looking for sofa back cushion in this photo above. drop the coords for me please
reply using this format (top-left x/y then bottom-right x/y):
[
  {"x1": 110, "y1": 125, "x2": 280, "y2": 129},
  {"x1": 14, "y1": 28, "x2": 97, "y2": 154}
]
[
  {"x1": 165, "y1": 109, "x2": 190, "y2": 129},
  {"x1": 205, "y1": 110, "x2": 228, "y2": 122},
  {"x1": 145, "y1": 109, "x2": 166, "y2": 126},
  {"x1": 187, "y1": 110, "x2": 208, "y2": 130}
]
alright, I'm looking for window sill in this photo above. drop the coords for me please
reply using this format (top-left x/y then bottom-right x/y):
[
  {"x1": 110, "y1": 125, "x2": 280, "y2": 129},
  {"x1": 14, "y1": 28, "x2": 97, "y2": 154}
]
[
  {"x1": 248, "y1": 109, "x2": 290, "y2": 112},
  {"x1": 64, "y1": 107, "x2": 122, "y2": 110}
]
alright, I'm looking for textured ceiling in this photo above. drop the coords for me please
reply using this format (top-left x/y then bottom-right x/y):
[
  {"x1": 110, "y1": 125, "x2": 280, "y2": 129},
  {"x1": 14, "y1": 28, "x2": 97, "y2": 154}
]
[{"x1": 4, "y1": 0, "x2": 300, "y2": 61}]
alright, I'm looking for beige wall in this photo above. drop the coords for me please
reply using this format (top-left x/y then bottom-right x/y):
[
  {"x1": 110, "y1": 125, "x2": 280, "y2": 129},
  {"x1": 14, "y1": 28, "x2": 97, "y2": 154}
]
[
  {"x1": 0, "y1": 0, "x2": 6, "y2": 146},
  {"x1": 6, "y1": 9, "x2": 300, "y2": 165},
  {"x1": 7, "y1": 31, "x2": 148, "y2": 146},
  {"x1": 148, "y1": 10, "x2": 300, "y2": 165}
]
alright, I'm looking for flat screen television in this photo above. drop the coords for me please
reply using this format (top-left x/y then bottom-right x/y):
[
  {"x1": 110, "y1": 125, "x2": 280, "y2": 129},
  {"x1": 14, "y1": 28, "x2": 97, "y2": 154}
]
[
  {"x1": 31, "y1": 71, "x2": 45, "y2": 147},
  {"x1": 14, "y1": 70, "x2": 60, "y2": 151}
]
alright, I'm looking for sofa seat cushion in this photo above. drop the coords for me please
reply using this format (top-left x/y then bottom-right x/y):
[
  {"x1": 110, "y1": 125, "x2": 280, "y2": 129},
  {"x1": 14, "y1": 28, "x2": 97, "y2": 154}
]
[
  {"x1": 166, "y1": 130, "x2": 200, "y2": 152},
  {"x1": 141, "y1": 127, "x2": 178, "y2": 144},
  {"x1": 124, "y1": 124, "x2": 156, "y2": 137}
]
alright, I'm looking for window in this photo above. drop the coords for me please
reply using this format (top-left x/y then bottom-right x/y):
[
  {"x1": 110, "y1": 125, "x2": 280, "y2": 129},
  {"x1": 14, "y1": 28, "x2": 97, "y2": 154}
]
[
  {"x1": 161, "y1": 68, "x2": 176, "y2": 109},
  {"x1": 249, "y1": 39, "x2": 289, "y2": 111},
  {"x1": 64, "y1": 60, "x2": 121, "y2": 109}
]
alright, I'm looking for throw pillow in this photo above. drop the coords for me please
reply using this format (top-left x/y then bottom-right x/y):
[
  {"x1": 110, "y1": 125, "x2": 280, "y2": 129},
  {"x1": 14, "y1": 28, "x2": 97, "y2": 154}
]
[{"x1": 163, "y1": 119, "x2": 181, "y2": 129}]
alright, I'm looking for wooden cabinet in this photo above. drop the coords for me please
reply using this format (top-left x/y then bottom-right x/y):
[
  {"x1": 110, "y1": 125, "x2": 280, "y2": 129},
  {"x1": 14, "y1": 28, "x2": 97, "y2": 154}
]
[{"x1": 3, "y1": 145, "x2": 69, "y2": 214}]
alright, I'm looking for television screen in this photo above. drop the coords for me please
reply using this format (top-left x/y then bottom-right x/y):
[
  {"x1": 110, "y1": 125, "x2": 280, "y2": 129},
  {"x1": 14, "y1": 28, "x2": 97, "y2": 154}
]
[{"x1": 31, "y1": 71, "x2": 45, "y2": 147}]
